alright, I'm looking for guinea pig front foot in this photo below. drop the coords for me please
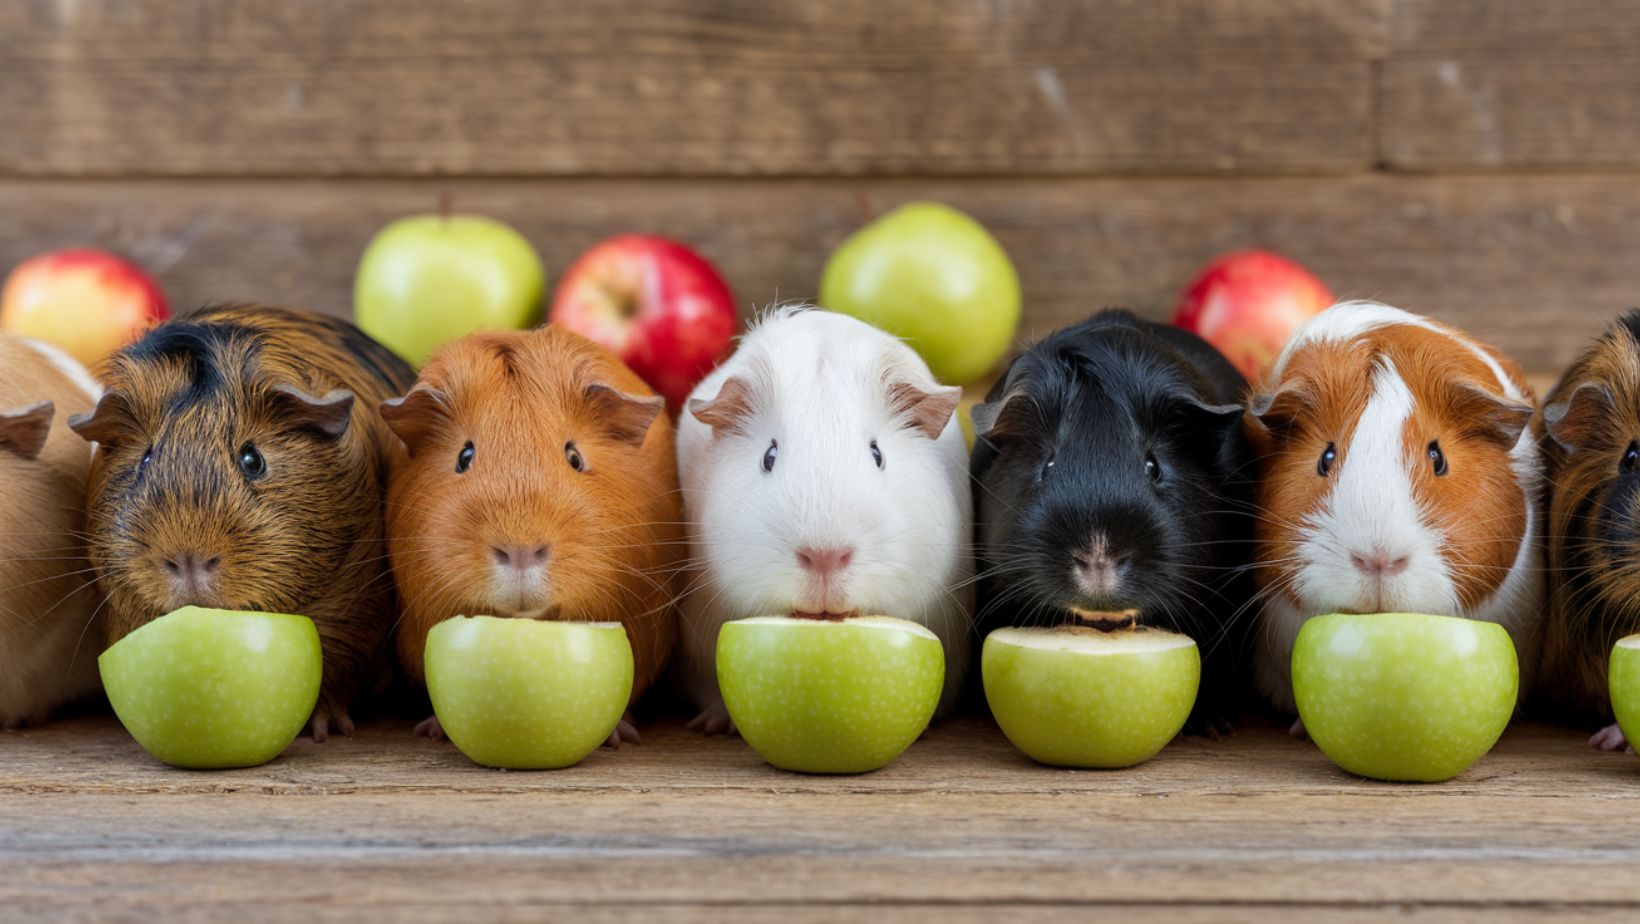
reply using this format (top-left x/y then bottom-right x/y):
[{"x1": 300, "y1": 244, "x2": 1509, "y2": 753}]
[
  {"x1": 1287, "y1": 717, "x2": 1308, "y2": 740},
  {"x1": 413, "y1": 714, "x2": 446, "y2": 741},
  {"x1": 1589, "y1": 722, "x2": 1633, "y2": 753},
  {"x1": 686, "y1": 702, "x2": 737, "y2": 737},
  {"x1": 308, "y1": 699, "x2": 357, "y2": 743},
  {"x1": 1183, "y1": 713, "x2": 1236, "y2": 740},
  {"x1": 603, "y1": 713, "x2": 641, "y2": 749}
]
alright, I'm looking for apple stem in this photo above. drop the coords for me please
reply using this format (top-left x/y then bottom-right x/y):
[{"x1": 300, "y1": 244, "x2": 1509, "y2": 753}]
[{"x1": 439, "y1": 191, "x2": 453, "y2": 224}]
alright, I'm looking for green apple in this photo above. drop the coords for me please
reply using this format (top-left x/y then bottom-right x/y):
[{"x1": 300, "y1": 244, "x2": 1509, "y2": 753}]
[
  {"x1": 1293, "y1": 612, "x2": 1518, "y2": 783},
  {"x1": 820, "y1": 202, "x2": 1020, "y2": 386},
  {"x1": 717, "y1": 615, "x2": 944, "y2": 774},
  {"x1": 1609, "y1": 635, "x2": 1640, "y2": 746},
  {"x1": 983, "y1": 626, "x2": 1199, "y2": 768},
  {"x1": 354, "y1": 213, "x2": 545, "y2": 366},
  {"x1": 98, "y1": 606, "x2": 321, "y2": 769},
  {"x1": 425, "y1": 616, "x2": 633, "y2": 770}
]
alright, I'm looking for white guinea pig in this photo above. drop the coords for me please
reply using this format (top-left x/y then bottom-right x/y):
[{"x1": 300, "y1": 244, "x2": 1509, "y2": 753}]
[
  {"x1": 0, "y1": 334, "x2": 103, "y2": 727},
  {"x1": 676, "y1": 306, "x2": 974, "y2": 731},
  {"x1": 1245, "y1": 301, "x2": 1544, "y2": 718}
]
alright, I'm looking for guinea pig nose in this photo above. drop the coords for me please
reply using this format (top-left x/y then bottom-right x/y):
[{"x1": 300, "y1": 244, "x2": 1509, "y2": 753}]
[
  {"x1": 1351, "y1": 550, "x2": 1410, "y2": 578},
  {"x1": 796, "y1": 546, "x2": 854, "y2": 577},
  {"x1": 492, "y1": 544, "x2": 551, "y2": 572}
]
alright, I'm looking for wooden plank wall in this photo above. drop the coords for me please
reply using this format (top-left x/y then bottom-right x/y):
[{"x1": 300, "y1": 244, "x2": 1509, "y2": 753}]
[{"x1": 1, "y1": 0, "x2": 1636, "y2": 380}]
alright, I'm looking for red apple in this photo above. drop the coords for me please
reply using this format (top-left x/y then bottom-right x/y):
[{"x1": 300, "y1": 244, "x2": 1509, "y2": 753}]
[
  {"x1": 1, "y1": 248, "x2": 169, "y2": 367},
  {"x1": 549, "y1": 235, "x2": 736, "y2": 411},
  {"x1": 1172, "y1": 250, "x2": 1332, "y2": 382}
]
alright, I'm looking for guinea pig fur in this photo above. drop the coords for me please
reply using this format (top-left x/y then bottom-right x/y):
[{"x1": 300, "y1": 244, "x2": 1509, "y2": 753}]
[
  {"x1": 0, "y1": 335, "x2": 104, "y2": 727},
  {"x1": 1245, "y1": 301, "x2": 1544, "y2": 716},
  {"x1": 1538, "y1": 311, "x2": 1640, "y2": 750},
  {"x1": 70, "y1": 304, "x2": 416, "y2": 741},
  {"x1": 969, "y1": 310, "x2": 1257, "y2": 726},
  {"x1": 382, "y1": 326, "x2": 681, "y2": 746},
  {"x1": 675, "y1": 305, "x2": 973, "y2": 732}
]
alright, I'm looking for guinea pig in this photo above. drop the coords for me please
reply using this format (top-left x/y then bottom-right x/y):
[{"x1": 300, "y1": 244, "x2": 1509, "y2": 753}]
[
  {"x1": 381, "y1": 326, "x2": 681, "y2": 746},
  {"x1": 0, "y1": 335, "x2": 103, "y2": 727},
  {"x1": 69, "y1": 304, "x2": 415, "y2": 741},
  {"x1": 969, "y1": 310, "x2": 1256, "y2": 728},
  {"x1": 1537, "y1": 311, "x2": 1640, "y2": 750},
  {"x1": 1245, "y1": 301, "x2": 1544, "y2": 722},
  {"x1": 675, "y1": 305, "x2": 973, "y2": 732}
]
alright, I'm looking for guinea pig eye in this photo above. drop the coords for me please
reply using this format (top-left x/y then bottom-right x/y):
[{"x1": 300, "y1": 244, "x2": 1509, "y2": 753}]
[
  {"x1": 1317, "y1": 443, "x2": 1338, "y2": 477},
  {"x1": 1427, "y1": 440, "x2": 1448, "y2": 477},
  {"x1": 762, "y1": 439, "x2": 778, "y2": 474},
  {"x1": 456, "y1": 441, "x2": 475, "y2": 473},
  {"x1": 564, "y1": 441, "x2": 586, "y2": 473},
  {"x1": 138, "y1": 446, "x2": 153, "y2": 472},
  {"x1": 1622, "y1": 441, "x2": 1639, "y2": 474},
  {"x1": 237, "y1": 443, "x2": 267, "y2": 481},
  {"x1": 1039, "y1": 454, "x2": 1055, "y2": 482},
  {"x1": 869, "y1": 439, "x2": 883, "y2": 470},
  {"x1": 1144, "y1": 453, "x2": 1162, "y2": 483}
]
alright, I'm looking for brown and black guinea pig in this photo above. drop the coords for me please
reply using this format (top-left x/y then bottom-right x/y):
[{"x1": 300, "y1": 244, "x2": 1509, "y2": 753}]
[
  {"x1": 69, "y1": 304, "x2": 415, "y2": 741},
  {"x1": 1539, "y1": 310, "x2": 1640, "y2": 751},
  {"x1": 382, "y1": 326, "x2": 682, "y2": 747}
]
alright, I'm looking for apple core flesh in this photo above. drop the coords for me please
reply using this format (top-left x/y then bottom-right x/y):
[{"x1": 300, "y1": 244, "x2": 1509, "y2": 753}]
[
  {"x1": 1609, "y1": 636, "x2": 1640, "y2": 747},
  {"x1": 982, "y1": 626, "x2": 1200, "y2": 768},
  {"x1": 98, "y1": 606, "x2": 322, "y2": 769},
  {"x1": 425, "y1": 616, "x2": 634, "y2": 770},
  {"x1": 1292, "y1": 612, "x2": 1517, "y2": 783},
  {"x1": 717, "y1": 615, "x2": 944, "y2": 774}
]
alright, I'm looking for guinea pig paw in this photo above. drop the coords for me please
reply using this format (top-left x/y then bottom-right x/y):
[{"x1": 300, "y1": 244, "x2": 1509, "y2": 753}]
[
  {"x1": 1589, "y1": 723, "x2": 1630, "y2": 752},
  {"x1": 413, "y1": 715, "x2": 446, "y2": 741},
  {"x1": 603, "y1": 714, "x2": 641, "y2": 750},
  {"x1": 686, "y1": 704, "x2": 737, "y2": 737},
  {"x1": 308, "y1": 701, "x2": 356, "y2": 743},
  {"x1": 1184, "y1": 714, "x2": 1236, "y2": 740},
  {"x1": 1287, "y1": 717, "x2": 1309, "y2": 740}
]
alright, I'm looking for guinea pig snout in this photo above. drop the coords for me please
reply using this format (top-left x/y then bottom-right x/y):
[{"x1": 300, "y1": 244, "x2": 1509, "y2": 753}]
[
  {"x1": 491, "y1": 544, "x2": 551, "y2": 575},
  {"x1": 795, "y1": 545, "x2": 854, "y2": 580},
  {"x1": 1349, "y1": 547, "x2": 1411, "y2": 579},
  {"x1": 158, "y1": 550, "x2": 222, "y2": 607},
  {"x1": 1071, "y1": 536, "x2": 1130, "y2": 597},
  {"x1": 486, "y1": 541, "x2": 554, "y2": 617}
]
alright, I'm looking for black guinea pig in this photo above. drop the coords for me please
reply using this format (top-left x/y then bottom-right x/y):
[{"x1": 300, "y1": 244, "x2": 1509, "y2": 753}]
[{"x1": 970, "y1": 309, "x2": 1257, "y2": 726}]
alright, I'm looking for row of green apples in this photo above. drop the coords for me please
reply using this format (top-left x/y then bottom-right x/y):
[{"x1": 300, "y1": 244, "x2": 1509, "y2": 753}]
[{"x1": 0, "y1": 203, "x2": 1331, "y2": 407}]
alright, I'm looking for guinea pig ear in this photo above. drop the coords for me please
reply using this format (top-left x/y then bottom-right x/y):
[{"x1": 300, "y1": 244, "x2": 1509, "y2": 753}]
[
  {"x1": 1542, "y1": 381, "x2": 1613, "y2": 454},
  {"x1": 1175, "y1": 394, "x2": 1247, "y2": 430},
  {"x1": 0, "y1": 401, "x2": 55, "y2": 460},
  {"x1": 1449, "y1": 382, "x2": 1535, "y2": 449},
  {"x1": 584, "y1": 383, "x2": 664, "y2": 445},
  {"x1": 972, "y1": 391, "x2": 1039, "y2": 446},
  {"x1": 67, "y1": 391, "x2": 135, "y2": 446},
  {"x1": 888, "y1": 382, "x2": 962, "y2": 441},
  {"x1": 1247, "y1": 386, "x2": 1309, "y2": 434},
  {"x1": 689, "y1": 376, "x2": 755, "y2": 437},
  {"x1": 379, "y1": 386, "x2": 450, "y2": 454},
  {"x1": 270, "y1": 385, "x2": 356, "y2": 440}
]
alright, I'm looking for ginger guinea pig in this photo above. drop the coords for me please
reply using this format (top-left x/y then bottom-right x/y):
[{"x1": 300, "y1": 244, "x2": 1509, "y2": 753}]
[
  {"x1": 382, "y1": 327, "x2": 681, "y2": 746},
  {"x1": 70, "y1": 305, "x2": 415, "y2": 740},
  {"x1": 970, "y1": 310, "x2": 1256, "y2": 728},
  {"x1": 1538, "y1": 311, "x2": 1640, "y2": 750},
  {"x1": 676, "y1": 306, "x2": 973, "y2": 732},
  {"x1": 0, "y1": 336, "x2": 103, "y2": 727},
  {"x1": 1245, "y1": 301, "x2": 1544, "y2": 719}
]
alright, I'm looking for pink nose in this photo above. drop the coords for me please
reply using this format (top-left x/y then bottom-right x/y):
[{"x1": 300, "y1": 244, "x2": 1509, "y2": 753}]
[
  {"x1": 163, "y1": 551, "x2": 220, "y2": 596},
  {"x1": 493, "y1": 544, "x2": 551, "y2": 573},
  {"x1": 796, "y1": 546, "x2": 854, "y2": 578},
  {"x1": 1073, "y1": 549, "x2": 1127, "y2": 595},
  {"x1": 1351, "y1": 550, "x2": 1410, "y2": 578}
]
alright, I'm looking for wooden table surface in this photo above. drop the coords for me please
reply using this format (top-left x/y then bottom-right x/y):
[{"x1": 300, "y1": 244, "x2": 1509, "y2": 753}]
[{"x1": 5, "y1": 712, "x2": 1639, "y2": 921}]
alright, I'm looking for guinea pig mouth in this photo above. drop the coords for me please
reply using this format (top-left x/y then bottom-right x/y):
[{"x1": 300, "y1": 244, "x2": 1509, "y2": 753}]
[
  {"x1": 499, "y1": 605, "x2": 562, "y2": 621},
  {"x1": 790, "y1": 609, "x2": 861, "y2": 622},
  {"x1": 1067, "y1": 606, "x2": 1139, "y2": 632}
]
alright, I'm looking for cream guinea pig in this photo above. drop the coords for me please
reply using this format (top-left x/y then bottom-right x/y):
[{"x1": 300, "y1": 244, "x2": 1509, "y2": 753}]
[
  {"x1": 675, "y1": 306, "x2": 974, "y2": 732},
  {"x1": 1244, "y1": 301, "x2": 1544, "y2": 721}
]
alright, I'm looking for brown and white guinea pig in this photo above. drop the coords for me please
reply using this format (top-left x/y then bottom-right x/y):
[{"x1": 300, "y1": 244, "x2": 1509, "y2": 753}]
[
  {"x1": 69, "y1": 304, "x2": 415, "y2": 741},
  {"x1": 1537, "y1": 311, "x2": 1640, "y2": 750},
  {"x1": 1245, "y1": 301, "x2": 1544, "y2": 719},
  {"x1": 382, "y1": 326, "x2": 681, "y2": 746},
  {"x1": 676, "y1": 305, "x2": 973, "y2": 733},
  {"x1": 0, "y1": 336, "x2": 103, "y2": 727}
]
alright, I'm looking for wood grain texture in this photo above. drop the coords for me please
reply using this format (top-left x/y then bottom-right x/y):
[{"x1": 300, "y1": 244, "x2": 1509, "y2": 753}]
[
  {"x1": 5, "y1": 714, "x2": 1640, "y2": 919},
  {"x1": 3, "y1": 174, "x2": 1637, "y2": 378},
  {"x1": 1382, "y1": 0, "x2": 1640, "y2": 170},
  {"x1": 0, "y1": 0, "x2": 1385, "y2": 177}
]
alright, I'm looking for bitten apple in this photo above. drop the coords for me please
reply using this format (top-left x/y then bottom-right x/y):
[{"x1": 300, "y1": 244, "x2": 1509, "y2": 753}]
[
  {"x1": 1292, "y1": 612, "x2": 1517, "y2": 783},
  {"x1": 425, "y1": 616, "x2": 633, "y2": 770},
  {"x1": 98, "y1": 606, "x2": 322, "y2": 769},
  {"x1": 1608, "y1": 636, "x2": 1640, "y2": 747},
  {"x1": 549, "y1": 234, "x2": 736, "y2": 412},
  {"x1": 1172, "y1": 250, "x2": 1332, "y2": 382},
  {"x1": 717, "y1": 615, "x2": 943, "y2": 774},
  {"x1": 983, "y1": 626, "x2": 1199, "y2": 768},
  {"x1": 354, "y1": 213, "x2": 545, "y2": 367},
  {"x1": 0, "y1": 248, "x2": 169, "y2": 366}
]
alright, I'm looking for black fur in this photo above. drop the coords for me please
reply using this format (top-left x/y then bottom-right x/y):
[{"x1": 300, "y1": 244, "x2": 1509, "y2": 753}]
[{"x1": 971, "y1": 310, "x2": 1257, "y2": 722}]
